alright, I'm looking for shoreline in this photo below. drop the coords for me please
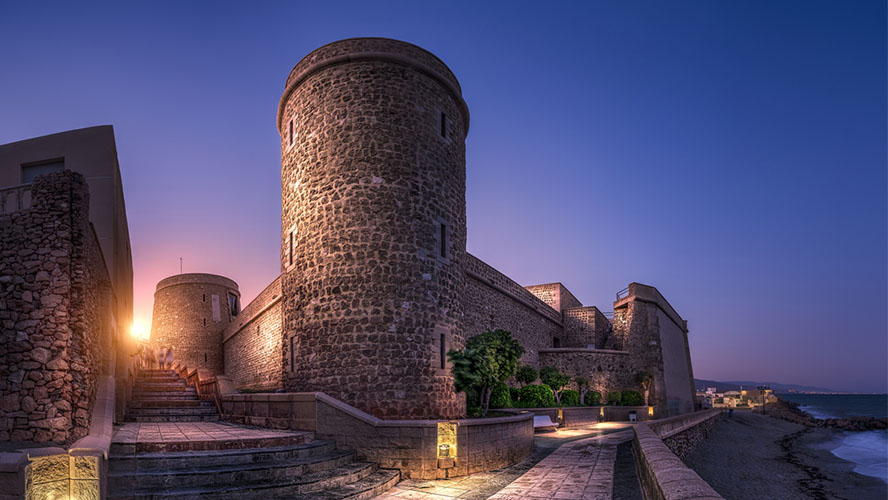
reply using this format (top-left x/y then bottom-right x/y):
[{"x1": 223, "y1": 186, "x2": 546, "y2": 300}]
[{"x1": 684, "y1": 411, "x2": 887, "y2": 500}]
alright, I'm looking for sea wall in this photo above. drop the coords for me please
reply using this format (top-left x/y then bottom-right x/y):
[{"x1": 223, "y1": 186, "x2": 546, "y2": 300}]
[
  {"x1": 222, "y1": 276, "x2": 283, "y2": 391},
  {"x1": 633, "y1": 409, "x2": 723, "y2": 500},
  {"x1": 0, "y1": 171, "x2": 112, "y2": 445},
  {"x1": 463, "y1": 254, "x2": 562, "y2": 366}
]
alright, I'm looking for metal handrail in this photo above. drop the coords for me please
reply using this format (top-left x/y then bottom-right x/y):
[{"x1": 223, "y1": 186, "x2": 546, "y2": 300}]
[
  {"x1": 602, "y1": 311, "x2": 614, "y2": 319},
  {"x1": 615, "y1": 286, "x2": 630, "y2": 300},
  {"x1": 0, "y1": 183, "x2": 33, "y2": 214}
]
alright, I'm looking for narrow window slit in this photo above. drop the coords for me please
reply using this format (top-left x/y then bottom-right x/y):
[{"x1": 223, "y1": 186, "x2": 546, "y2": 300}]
[
  {"x1": 439, "y1": 222, "x2": 447, "y2": 258},
  {"x1": 289, "y1": 336, "x2": 295, "y2": 372},
  {"x1": 440, "y1": 334, "x2": 446, "y2": 369},
  {"x1": 440, "y1": 111, "x2": 447, "y2": 138}
]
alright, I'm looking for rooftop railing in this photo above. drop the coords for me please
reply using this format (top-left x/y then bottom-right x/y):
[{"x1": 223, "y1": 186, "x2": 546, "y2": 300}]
[
  {"x1": 0, "y1": 183, "x2": 32, "y2": 214},
  {"x1": 615, "y1": 286, "x2": 630, "y2": 301}
]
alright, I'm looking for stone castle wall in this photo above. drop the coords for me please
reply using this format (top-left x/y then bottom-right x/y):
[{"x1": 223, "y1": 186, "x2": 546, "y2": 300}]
[
  {"x1": 279, "y1": 38, "x2": 469, "y2": 419},
  {"x1": 463, "y1": 255, "x2": 562, "y2": 367},
  {"x1": 150, "y1": 273, "x2": 239, "y2": 374},
  {"x1": 222, "y1": 276, "x2": 283, "y2": 391},
  {"x1": 562, "y1": 306, "x2": 611, "y2": 348},
  {"x1": 0, "y1": 171, "x2": 112, "y2": 444},
  {"x1": 538, "y1": 348, "x2": 637, "y2": 399},
  {"x1": 524, "y1": 283, "x2": 582, "y2": 312}
]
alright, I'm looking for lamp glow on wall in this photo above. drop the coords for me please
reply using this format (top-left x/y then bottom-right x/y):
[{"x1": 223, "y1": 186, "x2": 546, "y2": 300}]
[
  {"x1": 437, "y1": 421, "x2": 457, "y2": 465},
  {"x1": 648, "y1": 406, "x2": 654, "y2": 417}
]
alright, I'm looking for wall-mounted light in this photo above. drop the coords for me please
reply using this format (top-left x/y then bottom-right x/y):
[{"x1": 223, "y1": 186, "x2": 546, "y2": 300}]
[
  {"x1": 438, "y1": 443, "x2": 450, "y2": 458},
  {"x1": 437, "y1": 421, "x2": 457, "y2": 469},
  {"x1": 648, "y1": 406, "x2": 654, "y2": 417}
]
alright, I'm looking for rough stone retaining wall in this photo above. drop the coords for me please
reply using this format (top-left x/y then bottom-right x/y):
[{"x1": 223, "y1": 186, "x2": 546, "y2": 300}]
[
  {"x1": 0, "y1": 171, "x2": 112, "y2": 445},
  {"x1": 216, "y1": 391, "x2": 533, "y2": 480},
  {"x1": 538, "y1": 348, "x2": 637, "y2": 400},
  {"x1": 633, "y1": 409, "x2": 723, "y2": 500},
  {"x1": 222, "y1": 276, "x2": 283, "y2": 392}
]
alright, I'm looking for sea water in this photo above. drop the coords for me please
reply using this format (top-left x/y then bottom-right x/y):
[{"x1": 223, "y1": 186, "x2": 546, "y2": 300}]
[{"x1": 779, "y1": 393, "x2": 888, "y2": 484}]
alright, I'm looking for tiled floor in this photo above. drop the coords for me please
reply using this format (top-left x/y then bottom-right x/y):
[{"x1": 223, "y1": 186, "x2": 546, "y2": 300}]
[
  {"x1": 111, "y1": 421, "x2": 309, "y2": 444},
  {"x1": 375, "y1": 425, "x2": 634, "y2": 500}
]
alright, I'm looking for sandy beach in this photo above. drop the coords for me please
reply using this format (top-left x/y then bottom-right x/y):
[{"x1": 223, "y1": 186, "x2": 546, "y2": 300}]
[{"x1": 684, "y1": 411, "x2": 887, "y2": 500}]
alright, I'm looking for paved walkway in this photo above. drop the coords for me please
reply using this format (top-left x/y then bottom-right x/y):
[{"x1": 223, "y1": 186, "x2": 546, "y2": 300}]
[{"x1": 375, "y1": 425, "x2": 634, "y2": 500}]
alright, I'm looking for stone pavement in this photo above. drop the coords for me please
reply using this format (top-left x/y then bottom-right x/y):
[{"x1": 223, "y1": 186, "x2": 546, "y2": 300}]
[
  {"x1": 111, "y1": 421, "x2": 311, "y2": 452},
  {"x1": 374, "y1": 425, "x2": 634, "y2": 500}
]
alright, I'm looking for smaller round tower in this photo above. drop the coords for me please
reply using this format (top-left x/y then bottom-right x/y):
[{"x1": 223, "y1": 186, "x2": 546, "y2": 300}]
[{"x1": 149, "y1": 273, "x2": 240, "y2": 374}]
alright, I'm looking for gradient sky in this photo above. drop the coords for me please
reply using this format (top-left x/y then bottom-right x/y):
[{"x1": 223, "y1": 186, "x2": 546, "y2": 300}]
[{"x1": 1, "y1": 1, "x2": 885, "y2": 392}]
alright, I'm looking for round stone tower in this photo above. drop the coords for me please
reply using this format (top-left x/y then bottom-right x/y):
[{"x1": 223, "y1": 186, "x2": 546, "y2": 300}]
[
  {"x1": 277, "y1": 38, "x2": 470, "y2": 419},
  {"x1": 149, "y1": 273, "x2": 240, "y2": 374}
]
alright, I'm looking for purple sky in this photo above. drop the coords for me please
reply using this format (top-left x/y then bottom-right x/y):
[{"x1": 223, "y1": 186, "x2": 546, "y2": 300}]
[{"x1": 1, "y1": 1, "x2": 885, "y2": 392}]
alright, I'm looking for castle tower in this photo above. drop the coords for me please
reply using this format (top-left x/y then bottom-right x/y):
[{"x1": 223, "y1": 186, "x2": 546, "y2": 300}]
[
  {"x1": 149, "y1": 273, "x2": 240, "y2": 374},
  {"x1": 278, "y1": 38, "x2": 470, "y2": 419}
]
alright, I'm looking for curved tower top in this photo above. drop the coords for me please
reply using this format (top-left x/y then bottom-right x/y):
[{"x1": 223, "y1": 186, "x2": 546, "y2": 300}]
[{"x1": 277, "y1": 37, "x2": 469, "y2": 134}]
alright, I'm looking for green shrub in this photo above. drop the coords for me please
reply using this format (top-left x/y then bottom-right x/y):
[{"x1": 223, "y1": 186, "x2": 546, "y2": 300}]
[
  {"x1": 515, "y1": 366, "x2": 538, "y2": 386},
  {"x1": 622, "y1": 390, "x2": 644, "y2": 406},
  {"x1": 509, "y1": 387, "x2": 521, "y2": 405},
  {"x1": 467, "y1": 406, "x2": 482, "y2": 418},
  {"x1": 607, "y1": 390, "x2": 622, "y2": 406},
  {"x1": 586, "y1": 390, "x2": 602, "y2": 406},
  {"x1": 518, "y1": 384, "x2": 556, "y2": 408},
  {"x1": 490, "y1": 381, "x2": 512, "y2": 409},
  {"x1": 560, "y1": 389, "x2": 580, "y2": 406}
]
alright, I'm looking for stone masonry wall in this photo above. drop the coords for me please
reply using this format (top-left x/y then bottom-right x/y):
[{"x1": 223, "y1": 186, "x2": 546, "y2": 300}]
[
  {"x1": 463, "y1": 255, "x2": 562, "y2": 367},
  {"x1": 222, "y1": 276, "x2": 283, "y2": 392},
  {"x1": 538, "y1": 348, "x2": 637, "y2": 400},
  {"x1": 524, "y1": 283, "x2": 582, "y2": 312},
  {"x1": 280, "y1": 38, "x2": 469, "y2": 419},
  {"x1": 562, "y1": 306, "x2": 611, "y2": 348},
  {"x1": 0, "y1": 171, "x2": 111, "y2": 444}
]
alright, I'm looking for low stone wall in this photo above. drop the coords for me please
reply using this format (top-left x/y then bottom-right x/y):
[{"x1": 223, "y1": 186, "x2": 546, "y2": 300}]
[
  {"x1": 633, "y1": 409, "x2": 723, "y2": 500},
  {"x1": 504, "y1": 405, "x2": 655, "y2": 427},
  {"x1": 648, "y1": 408, "x2": 720, "y2": 458},
  {"x1": 216, "y1": 391, "x2": 533, "y2": 480}
]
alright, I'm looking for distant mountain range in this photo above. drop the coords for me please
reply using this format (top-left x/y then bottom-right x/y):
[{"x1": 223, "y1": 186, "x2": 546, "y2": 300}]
[{"x1": 694, "y1": 378, "x2": 843, "y2": 394}]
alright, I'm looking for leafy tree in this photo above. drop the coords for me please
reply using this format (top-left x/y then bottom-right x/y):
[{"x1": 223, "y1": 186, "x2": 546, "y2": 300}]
[
  {"x1": 607, "y1": 390, "x2": 622, "y2": 406},
  {"x1": 490, "y1": 381, "x2": 512, "y2": 409},
  {"x1": 448, "y1": 329, "x2": 524, "y2": 417},
  {"x1": 575, "y1": 376, "x2": 590, "y2": 405},
  {"x1": 515, "y1": 366, "x2": 538, "y2": 387},
  {"x1": 636, "y1": 371, "x2": 653, "y2": 406},
  {"x1": 539, "y1": 366, "x2": 571, "y2": 403},
  {"x1": 586, "y1": 390, "x2": 602, "y2": 406}
]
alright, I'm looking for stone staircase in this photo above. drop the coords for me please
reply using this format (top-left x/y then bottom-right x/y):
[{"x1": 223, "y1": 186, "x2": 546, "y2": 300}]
[
  {"x1": 109, "y1": 369, "x2": 399, "y2": 499},
  {"x1": 125, "y1": 369, "x2": 219, "y2": 422}
]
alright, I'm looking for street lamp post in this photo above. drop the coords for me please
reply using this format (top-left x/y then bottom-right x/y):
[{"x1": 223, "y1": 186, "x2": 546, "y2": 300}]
[{"x1": 757, "y1": 385, "x2": 769, "y2": 415}]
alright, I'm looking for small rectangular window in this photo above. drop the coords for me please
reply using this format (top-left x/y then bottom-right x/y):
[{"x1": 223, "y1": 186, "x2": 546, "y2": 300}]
[
  {"x1": 21, "y1": 159, "x2": 65, "y2": 184},
  {"x1": 289, "y1": 336, "x2": 295, "y2": 372},
  {"x1": 204, "y1": 353, "x2": 208, "y2": 363},
  {"x1": 288, "y1": 120, "x2": 294, "y2": 145},
  {"x1": 202, "y1": 293, "x2": 206, "y2": 302},
  {"x1": 440, "y1": 111, "x2": 447, "y2": 138},
  {"x1": 288, "y1": 231, "x2": 294, "y2": 266},
  {"x1": 440, "y1": 334, "x2": 446, "y2": 369},
  {"x1": 202, "y1": 318, "x2": 207, "y2": 327},
  {"x1": 228, "y1": 293, "x2": 240, "y2": 317},
  {"x1": 439, "y1": 222, "x2": 447, "y2": 258}
]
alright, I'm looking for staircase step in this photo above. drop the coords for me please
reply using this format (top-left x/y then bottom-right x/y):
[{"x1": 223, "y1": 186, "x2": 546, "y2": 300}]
[
  {"x1": 132, "y1": 392, "x2": 198, "y2": 399},
  {"x1": 128, "y1": 400, "x2": 213, "y2": 408},
  {"x1": 286, "y1": 469, "x2": 401, "y2": 500},
  {"x1": 124, "y1": 414, "x2": 221, "y2": 423},
  {"x1": 125, "y1": 407, "x2": 218, "y2": 416},
  {"x1": 111, "y1": 431, "x2": 312, "y2": 455},
  {"x1": 109, "y1": 450, "x2": 355, "y2": 490},
  {"x1": 110, "y1": 441, "x2": 337, "y2": 472},
  {"x1": 108, "y1": 461, "x2": 378, "y2": 500}
]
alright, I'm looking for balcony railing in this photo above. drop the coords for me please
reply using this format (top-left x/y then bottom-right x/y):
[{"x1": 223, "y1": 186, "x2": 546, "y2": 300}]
[
  {"x1": 602, "y1": 311, "x2": 614, "y2": 319},
  {"x1": 615, "y1": 286, "x2": 630, "y2": 301},
  {"x1": 0, "y1": 184, "x2": 32, "y2": 214}
]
